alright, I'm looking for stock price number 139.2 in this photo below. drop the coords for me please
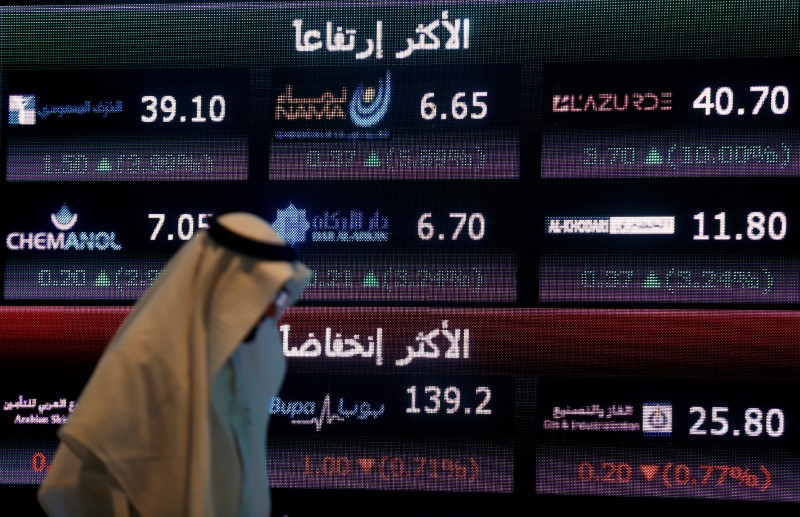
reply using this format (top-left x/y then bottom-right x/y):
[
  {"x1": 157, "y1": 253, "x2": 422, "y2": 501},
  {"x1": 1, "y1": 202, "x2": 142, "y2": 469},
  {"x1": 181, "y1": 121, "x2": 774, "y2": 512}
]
[{"x1": 406, "y1": 386, "x2": 492, "y2": 416}]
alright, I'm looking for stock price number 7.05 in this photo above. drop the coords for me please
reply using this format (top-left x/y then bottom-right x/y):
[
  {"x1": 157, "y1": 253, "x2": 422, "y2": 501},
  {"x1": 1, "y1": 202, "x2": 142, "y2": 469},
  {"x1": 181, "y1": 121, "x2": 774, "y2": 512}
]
[
  {"x1": 406, "y1": 386, "x2": 492, "y2": 416},
  {"x1": 148, "y1": 213, "x2": 213, "y2": 241}
]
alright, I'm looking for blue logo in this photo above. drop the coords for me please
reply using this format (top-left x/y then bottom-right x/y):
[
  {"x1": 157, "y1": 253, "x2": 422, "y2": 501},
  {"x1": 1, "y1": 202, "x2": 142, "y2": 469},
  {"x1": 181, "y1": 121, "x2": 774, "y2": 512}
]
[
  {"x1": 273, "y1": 204, "x2": 311, "y2": 244},
  {"x1": 9, "y1": 95, "x2": 36, "y2": 125},
  {"x1": 51, "y1": 204, "x2": 78, "y2": 231},
  {"x1": 349, "y1": 71, "x2": 391, "y2": 127},
  {"x1": 273, "y1": 204, "x2": 389, "y2": 244},
  {"x1": 6, "y1": 205, "x2": 122, "y2": 251}
]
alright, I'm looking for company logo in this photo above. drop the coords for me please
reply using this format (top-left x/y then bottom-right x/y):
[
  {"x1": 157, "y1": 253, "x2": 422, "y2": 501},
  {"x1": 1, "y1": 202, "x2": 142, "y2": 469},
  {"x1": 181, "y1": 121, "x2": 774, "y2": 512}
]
[
  {"x1": 552, "y1": 92, "x2": 673, "y2": 113},
  {"x1": 542, "y1": 403, "x2": 641, "y2": 432},
  {"x1": 270, "y1": 393, "x2": 385, "y2": 431},
  {"x1": 274, "y1": 70, "x2": 391, "y2": 128},
  {"x1": 274, "y1": 86, "x2": 348, "y2": 121},
  {"x1": 273, "y1": 204, "x2": 312, "y2": 245},
  {"x1": 6, "y1": 205, "x2": 122, "y2": 251},
  {"x1": 273, "y1": 204, "x2": 389, "y2": 244},
  {"x1": 8, "y1": 95, "x2": 37, "y2": 125},
  {"x1": 642, "y1": 402, "x2": 672, "y2": 436},
  {"x1": 349, "y1": 70, "x2": 391, "y2": 127},
  {"x1": 51, "y1": 205, "x2": 78, "y2": 231}
]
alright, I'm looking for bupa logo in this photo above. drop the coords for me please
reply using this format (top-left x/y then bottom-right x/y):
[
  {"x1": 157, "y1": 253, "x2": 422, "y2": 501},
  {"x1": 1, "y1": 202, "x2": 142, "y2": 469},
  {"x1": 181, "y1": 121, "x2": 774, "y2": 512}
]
[
  {"x1": 6, "y1": 205, "x2": 122, "y2": 251},
  {"x1": 274, "y1": 70, "x2": 391, "y2": 128}
]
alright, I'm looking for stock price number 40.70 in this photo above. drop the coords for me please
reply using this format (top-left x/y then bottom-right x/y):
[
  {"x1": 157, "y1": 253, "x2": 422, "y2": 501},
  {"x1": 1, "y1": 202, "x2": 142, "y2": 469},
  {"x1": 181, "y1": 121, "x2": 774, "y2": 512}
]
[
  {"x1": 418, "y1": 213, "x2": 485, "y2": 241},
  {"x1": 693, "y1": 86, "x2": 789, "y2": 116},
  {"x1": 148, "y1": 213, "x2": 213, "y2": 241},
  {"x1": 406, "y1": 386, "x2": 492, "y2": 415}
]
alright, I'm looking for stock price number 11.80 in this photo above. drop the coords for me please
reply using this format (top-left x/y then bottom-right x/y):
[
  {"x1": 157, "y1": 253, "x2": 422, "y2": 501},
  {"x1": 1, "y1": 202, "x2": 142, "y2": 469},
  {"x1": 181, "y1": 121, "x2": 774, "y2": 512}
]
[{"x1": 693, "y1": 211, "x2": 787, "y2": 241}]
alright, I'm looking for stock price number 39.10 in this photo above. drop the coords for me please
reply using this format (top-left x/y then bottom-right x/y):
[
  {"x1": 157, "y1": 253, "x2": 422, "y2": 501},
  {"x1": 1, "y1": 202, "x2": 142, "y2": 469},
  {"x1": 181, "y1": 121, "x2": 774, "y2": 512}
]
[
  {"x1": 406, "y1": 386, "x2": 492, "y2": 416},
  {"x1": 148, "y1": 213, "x2": 213, "y2": 241},
  {"x1": 141, "y1": 95, "x2": 226, "y2": 123},
  {"x1": 421, "y1": 92, "x2": 487, "y2": 121},
  {"x1": 418, "y1": 213, "x2": 485, "y2": 241}
]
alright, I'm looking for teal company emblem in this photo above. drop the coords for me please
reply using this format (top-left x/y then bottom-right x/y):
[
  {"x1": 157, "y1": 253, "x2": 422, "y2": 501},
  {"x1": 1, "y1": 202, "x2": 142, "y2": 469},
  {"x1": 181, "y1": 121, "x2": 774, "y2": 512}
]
[
  {"x1": 51, "y1": 204, "x2": 78, "y2": 231},
  {"x1": 349, "y1": 71, "x2": 391, "y2": 128}
]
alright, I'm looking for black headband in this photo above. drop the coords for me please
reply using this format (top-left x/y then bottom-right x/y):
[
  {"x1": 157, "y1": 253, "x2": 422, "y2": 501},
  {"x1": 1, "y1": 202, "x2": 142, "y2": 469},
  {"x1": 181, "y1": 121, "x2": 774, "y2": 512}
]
[{"x1": 207, "y1": 217, "x2": 298, "y2": 261}]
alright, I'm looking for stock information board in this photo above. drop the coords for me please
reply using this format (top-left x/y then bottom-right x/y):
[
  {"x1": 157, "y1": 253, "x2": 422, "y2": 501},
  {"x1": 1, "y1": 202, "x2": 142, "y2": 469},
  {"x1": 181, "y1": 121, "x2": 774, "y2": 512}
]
[{"x1": 1, "y1": 1, "x2": 799, "y2": 513}]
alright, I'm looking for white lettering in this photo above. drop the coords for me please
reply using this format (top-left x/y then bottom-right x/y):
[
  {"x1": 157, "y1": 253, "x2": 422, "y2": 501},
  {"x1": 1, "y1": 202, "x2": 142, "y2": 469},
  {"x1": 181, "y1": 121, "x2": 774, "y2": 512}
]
[{"x1": 47, "y1": 232, "x2": 65, "y2": 250}]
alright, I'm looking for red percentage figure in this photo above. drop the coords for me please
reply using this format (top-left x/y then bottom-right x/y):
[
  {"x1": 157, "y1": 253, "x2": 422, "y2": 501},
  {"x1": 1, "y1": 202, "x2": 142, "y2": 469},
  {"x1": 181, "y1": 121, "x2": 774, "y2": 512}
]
[
  {"x1": 760, "y1": 466, "x2": 772, "y2": 491},
  {"x1": 31, "y1": 452, "x2": 48, "y2": 473},
  {"x1": 730, "y1": 466, "x2": 745, "y2": 485},
  {"x1": 469, "y1": 458, "x2": 479, "y2": 482}
]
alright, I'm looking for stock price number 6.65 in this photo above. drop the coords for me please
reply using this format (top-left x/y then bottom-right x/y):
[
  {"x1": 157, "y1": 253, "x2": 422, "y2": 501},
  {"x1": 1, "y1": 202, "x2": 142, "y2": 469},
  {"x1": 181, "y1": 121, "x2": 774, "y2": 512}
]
[{"x1": 421, "y1": 92, "x2": 487, "y2": 121}]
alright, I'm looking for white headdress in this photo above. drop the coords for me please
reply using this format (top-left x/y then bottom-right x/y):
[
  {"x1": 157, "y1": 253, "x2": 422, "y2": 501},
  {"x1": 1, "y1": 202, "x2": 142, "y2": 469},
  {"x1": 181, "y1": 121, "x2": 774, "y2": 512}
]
[{"x1": 39, "y1": 212, "x2": 309, "y2": 516}]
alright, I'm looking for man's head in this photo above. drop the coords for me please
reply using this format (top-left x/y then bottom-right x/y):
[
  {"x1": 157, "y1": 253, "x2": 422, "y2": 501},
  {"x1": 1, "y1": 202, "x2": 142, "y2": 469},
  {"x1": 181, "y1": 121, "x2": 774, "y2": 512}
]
[{"x1": 209, "y1": 212, "x2": 309, "y2": 341}]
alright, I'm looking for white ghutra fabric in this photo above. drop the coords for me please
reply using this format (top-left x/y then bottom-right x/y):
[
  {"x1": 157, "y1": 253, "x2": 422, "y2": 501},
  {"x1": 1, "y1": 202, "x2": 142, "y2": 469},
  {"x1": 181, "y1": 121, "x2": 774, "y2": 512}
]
[{"x1": 39, "y1": 213, "x2": 309, "y2": 516}]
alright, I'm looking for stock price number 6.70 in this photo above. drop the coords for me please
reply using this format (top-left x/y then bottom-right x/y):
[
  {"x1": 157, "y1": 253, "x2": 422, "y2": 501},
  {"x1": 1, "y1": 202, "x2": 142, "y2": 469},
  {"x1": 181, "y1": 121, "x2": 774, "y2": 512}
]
[{"x1": 418, "y1": 213, "x2": 485, "y2": 241}]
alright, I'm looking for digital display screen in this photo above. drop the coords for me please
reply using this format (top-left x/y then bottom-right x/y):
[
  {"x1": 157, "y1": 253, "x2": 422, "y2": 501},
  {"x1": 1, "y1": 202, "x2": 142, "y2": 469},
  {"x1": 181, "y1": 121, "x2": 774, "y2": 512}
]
[{"x1": 1, "y1": 1, "x2": 798, "y2": 513}]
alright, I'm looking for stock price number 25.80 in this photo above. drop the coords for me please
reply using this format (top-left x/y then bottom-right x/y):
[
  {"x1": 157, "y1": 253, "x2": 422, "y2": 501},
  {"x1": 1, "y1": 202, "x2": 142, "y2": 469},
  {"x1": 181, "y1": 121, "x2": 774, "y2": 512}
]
[{"x1": 689, "y1": 406, "x2": 785, "y2": 438}]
